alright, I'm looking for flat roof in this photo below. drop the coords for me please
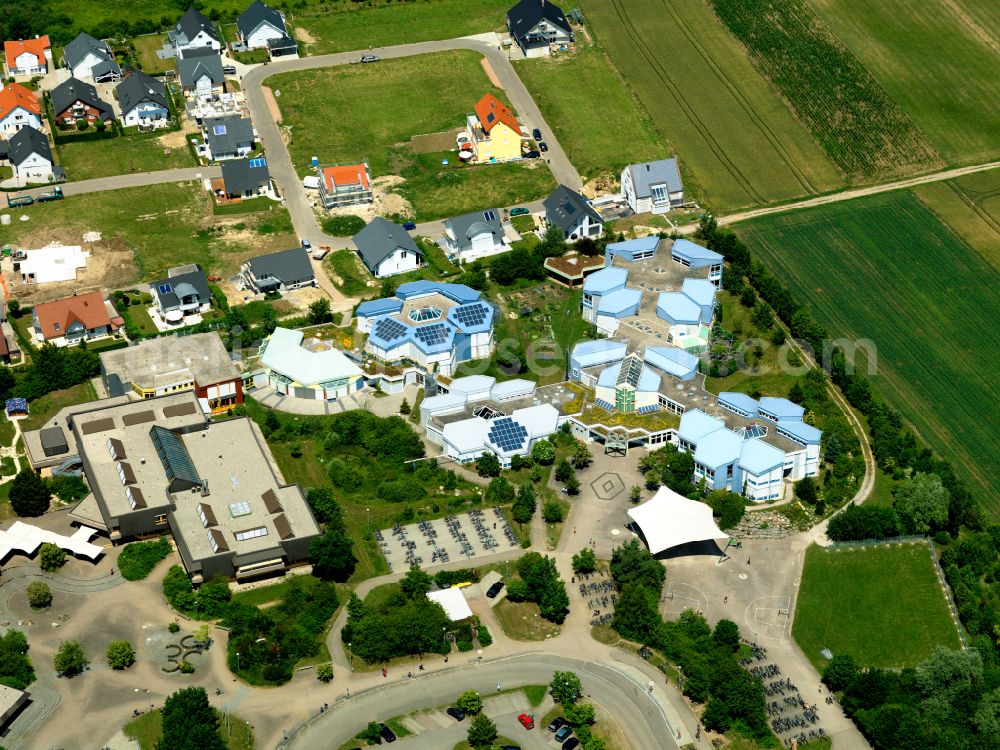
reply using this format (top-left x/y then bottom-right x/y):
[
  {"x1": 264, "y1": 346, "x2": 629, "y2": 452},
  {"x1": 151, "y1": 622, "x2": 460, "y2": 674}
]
[
  {"x1": 100, "y1": 332, "x2": 240, "y2": 391},
  {"x1": 260, "y1": 327, "x2": 363, "y2": 386}
]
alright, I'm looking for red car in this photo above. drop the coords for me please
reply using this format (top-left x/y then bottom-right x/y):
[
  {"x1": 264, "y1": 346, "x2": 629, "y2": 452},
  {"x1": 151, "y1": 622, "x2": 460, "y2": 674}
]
[{"x1": 517, "y1": 714, "x2": 534, "y2": 730}]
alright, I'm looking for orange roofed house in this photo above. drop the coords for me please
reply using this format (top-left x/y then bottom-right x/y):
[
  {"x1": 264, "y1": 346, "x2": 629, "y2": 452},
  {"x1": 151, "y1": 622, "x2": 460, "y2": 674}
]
[
  {"x1": 3, "y1": 36, "x2": 51, "y2": 78},
  {"x1": 0, "y1": 83, "x2": 42, "y2": 137},
  {"x1": 32, "y1": 291, "x2": 124, "y2": 347},
  {"x1": 466, "y1": 93, "x2": 524, "y2": 162},
  {"x1": 317, "y1": 162, "x2": 373, "y2": 209}
]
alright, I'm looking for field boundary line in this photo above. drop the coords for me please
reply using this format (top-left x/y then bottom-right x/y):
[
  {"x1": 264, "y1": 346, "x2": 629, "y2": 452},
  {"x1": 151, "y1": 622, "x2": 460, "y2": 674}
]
[{"x1": 926, "y1": 538, "x2": 969, "y2": 650}]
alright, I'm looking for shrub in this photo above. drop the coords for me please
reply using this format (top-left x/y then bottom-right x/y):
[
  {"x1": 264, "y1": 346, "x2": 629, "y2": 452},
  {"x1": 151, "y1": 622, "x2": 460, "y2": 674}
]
[
  {"x1": 106, "y1": 640, "x2": 135, "y2": 670},
  {"x1": 26, "y1": 581, "x2": 51, "y2": 609},
  {"x1": 457, "y1": 689, "x2": 483, "y2": 714},
  {"x1": 117, "y1": 538, "x2": 171, "y2": 580},
  {"x1": 827, "y1": 504, "x2": 900, "y2": 541},
  {"x1": 321, "y1": 215, "x2": 366, "y2": 236},
  {"x1": 168, "y1": 622, "x2": 180, "y2": 634},
  {"x1": 572, "y1": 548, "x2": 597, "y2": 574},
  {"x1": 316, "y1": 663, "x2": 334, "y2": 682},
  {"x1": 477, "y1": 624, "x2": 493, "y2": 647},
  {"x1": 38, "y1": 543, "x2": 66, "y2": 572},
  {"x1": 179, "y1": 661, "x2": 195, "y2": 674},
  {"x1": 0, "y1": 630, "x2": 35, "y2": 689},
  {"x1": 53, "y1": 640, "x2": 88, "y2": 676},
  {"x1": 456, "y1": 640, "x2": 474, "y2": 652},
  {"x1": 542, "y1": 501, "x2": 565, "y2": 523}
]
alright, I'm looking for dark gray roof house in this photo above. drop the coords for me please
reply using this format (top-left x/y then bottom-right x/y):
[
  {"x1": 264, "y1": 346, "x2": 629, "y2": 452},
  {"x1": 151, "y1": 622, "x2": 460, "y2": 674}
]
[
  {"x1": 49, "y1": 77, "x2": 112, "y2": 121},
  {"x1": 353, "y1": 217, "x2": 422, "y2": 276},
  {"x1": 544, "y1": 185, "x2": 602, "y2": 233},
  {"x1": 63, "y1": 32, "x2": 122, "y2": 81},
  {"x1": 241, "y1": 247, "x2": 315, "y2": 293},
  {"x1": 177, "y1": 50, "x2": 225, "y2": 89},
  {"x1": 507, "y1": 0, "x2": 573, "y2": 55},
  {"x1": 203, "y1": 115, "x2": 255, "y2": 160},
  {"x1": 173, "y1": 7, "x2": 220, "y2": 47},
  {"x1": 443, "y1": 208, "x2": 504, "y2": 255},
  {"x1": 149, "y1": 266, "x2": 212, "y2": 316},
  {"x1": 8, "y1": 126, "x2": 52, "y2": 167},
  {"x1": 220, "y1": 157, "x2": 270, "y2": 198},
  {"x1": 116, "y1": 71, "x2": 168, "y2": 117},
  {"x1": 237, "y1": 0, "x2": 287, "y2": 41}
]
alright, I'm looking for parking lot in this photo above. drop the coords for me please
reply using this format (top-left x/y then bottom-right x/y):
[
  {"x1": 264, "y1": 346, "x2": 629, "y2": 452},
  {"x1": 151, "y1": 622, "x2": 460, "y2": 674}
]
[{"x1": 376, "y1": 508, "x2": 520, "y2": 572}]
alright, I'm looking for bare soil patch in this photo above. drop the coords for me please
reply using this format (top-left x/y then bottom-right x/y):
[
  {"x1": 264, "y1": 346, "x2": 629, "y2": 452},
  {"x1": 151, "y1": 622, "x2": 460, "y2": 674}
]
[
  {"x1": 156, "y1": 129, "x2": 189, "y2": 150},
  {"x1": 262, "y1": 86, "x2": 282, "y2": 124},
  {"x1": 480, "y1": 56, "x2": 503, "y2": 88},
  {"x1": 410, "y1": 131, "x2": 459, "y2": 154}
]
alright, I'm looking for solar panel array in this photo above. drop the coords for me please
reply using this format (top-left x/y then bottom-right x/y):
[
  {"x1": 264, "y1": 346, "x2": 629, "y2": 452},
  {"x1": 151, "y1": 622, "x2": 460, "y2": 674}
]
[
  {"x1": 488, "y1": 417, "x2": 528, "y2": 453},
  {"x1": 414, "y1": 322, "x2": 449, "y2": 347},
  {"x1": 483, "y1": 209, "x2": 498, "y2": 222},
  {"x1": 158, "y1": 283, "x2": 172, "y2": 294},
  {"x1": 452, "y1": 303, "x2": 488, "y2": 328},
  {"x1": 637, "y1": 404, "x2": 659, "y2": 415},
  {"x1": 248, "y1": 157, "x2": 267, "y2": 169},
  {"x1": 373, "y1": 317, "x2": 407, "y2": 343}
]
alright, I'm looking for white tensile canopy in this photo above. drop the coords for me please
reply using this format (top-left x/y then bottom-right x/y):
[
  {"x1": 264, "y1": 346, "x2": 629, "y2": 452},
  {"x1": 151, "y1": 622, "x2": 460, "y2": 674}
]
[
  {"x1": 426, "y1": 587, "x2": 474, "y2": 621},
  {"x1": 0, "y1": 521, "x2": 103, "y2": 562},
  {"x1": 627, "y1": 486, "x2": 729, "y2": 554}
]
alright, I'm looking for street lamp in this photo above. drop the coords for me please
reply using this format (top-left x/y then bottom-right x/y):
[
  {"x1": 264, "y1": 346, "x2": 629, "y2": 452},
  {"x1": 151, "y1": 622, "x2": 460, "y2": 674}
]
[
  {"x1": 348, "y1": 642, "x2": 353, "y2": 672},
  {"x1": 236, "y1": 652, "x2": 241, "y2": 673},
  {"x1": 366, "y1": 508, "x2": 371, "y2": 533}
]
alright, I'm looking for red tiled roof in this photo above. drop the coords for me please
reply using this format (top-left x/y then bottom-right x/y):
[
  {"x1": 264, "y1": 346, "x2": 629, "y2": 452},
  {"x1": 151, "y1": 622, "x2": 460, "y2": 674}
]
[
  {"x1": 4, "y1": 36, "x2": 50, "y2": 70},
  {"x1": 474, "y1": 93, "x2": 520, "y2": 134},
  {"x1": 33, "y1": 291, "x2": 120, "y2": 341},
  {"x1": 322, "y1": 164, "x2": 370, "y2": 191},
  {"x1": 0, "y1": 83, "x2": 41, "y2": 120}
]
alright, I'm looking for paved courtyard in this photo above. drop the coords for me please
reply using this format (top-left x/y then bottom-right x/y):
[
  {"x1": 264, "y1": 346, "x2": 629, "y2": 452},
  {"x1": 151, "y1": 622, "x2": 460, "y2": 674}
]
[{"x1": 377, "y1": 508, "x2": 520, "y2": 572}]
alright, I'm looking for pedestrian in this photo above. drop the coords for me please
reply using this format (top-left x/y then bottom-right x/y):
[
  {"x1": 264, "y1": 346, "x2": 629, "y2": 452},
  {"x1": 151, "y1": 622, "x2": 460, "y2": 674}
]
[
  {"x1": 444, "y1": 656, "x2": 449, "y2": 663},
  {"x1": 493, "y1": 522, "x2": 496, "y2": 529},
  {"x1": 573, "y1": 526, "x2": 576, "y2": 534},
  {"x1": 724, "y1": 596, "x2": 728, "y2": 604},
  {"x1": 571, "y1": 576, "x2": 575, "y2": 583},
  {"x1": 419, "y1": 663, "x2": 424, "y2": 671},
  {"x1": 747, "y1": 557, "x2": 751, "y2": 565},
  {"x1": 382, "y1": 667, "x2": 387, "y2": 678},
  {"x1": 497, "y1": 682, "x2": 501, "y2": 692}
]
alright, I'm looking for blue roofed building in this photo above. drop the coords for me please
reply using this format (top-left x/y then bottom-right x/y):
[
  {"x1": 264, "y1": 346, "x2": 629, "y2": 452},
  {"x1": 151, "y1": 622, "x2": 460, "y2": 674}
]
[
  {"x1": 718, "y1": 391, "x2": 760, "y2": 419},
  {"x1": 569, "y1": 340, "x2": 628, "y2": 383},
  {"x1": 356, "y1": 281, "x2": 494, "y2": 377},
  {"x1": 670, "y1": 239, "x2": 723, "y2": 287},
  {"x1": 605, "y1": 236, "x2": 660, "y2": 263},
  {"x1": 644, "y1": 346, "x2": 699, "y2": 381},
  {"x1": 759, "y1": 397, "x2": 806, "y2": 423},
  {"x1": 594, "y1": 354, "x2": 660, "y2": 414}
]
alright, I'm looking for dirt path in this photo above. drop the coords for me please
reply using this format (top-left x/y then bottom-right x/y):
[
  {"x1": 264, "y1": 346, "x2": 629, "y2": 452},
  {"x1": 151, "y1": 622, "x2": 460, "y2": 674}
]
[
  {"x1": 480, "y1": 57, "x2": 503, "y2": 89},
  {"x1": 261, "y1": 85, "x2": 282, "y2": 124}
]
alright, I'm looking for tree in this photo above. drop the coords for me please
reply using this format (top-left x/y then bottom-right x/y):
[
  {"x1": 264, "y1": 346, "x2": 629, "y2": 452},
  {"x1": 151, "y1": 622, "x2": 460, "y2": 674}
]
[
  {"x1": 400, "y1": 564, "x2": 432, "y2": 600},
  {"x1": 379, "y1": 277, "x2": 397, "y2": 298},
  {"x1": 531, "y1": 439, "x2": 555, "y2": 466},
  {"x1": 572, "y1": 548, "x2": 596, "y2": 574},
  {"x1": 475, "y1": 452, "x2": 501, "y2": 478},
  {"x1": 512, "y1": 483, "x2": 537, "y2": 525},
  {"x1": 456, "y1": 689, "x2": 483, "y2": 715},
  {"x1": 306, "y1": 487, "x2": 344, "y2": 529},
  {"x1": 712, "y1": 619, "x2": 740, "y2": 652},
  {"x1": 542, "y1": 501, "x2": 564, "y2": 523},
  {"x1": 48, "y1": 474, "x2": 88, "y2": 502},
  {"x1": 316, "y1": 663, "x2": 334, "y2": 682},
  {"x1": 751, "y1": 302, "x2": 773, "y2": 330},
  {"x1": 467, "y1": 713, "x2": 497, "y2": 747},
  {"x1": 38, "y1": 543, "x2": 66, "y2": 572},
  {"x1": 263, "y1": 409, "x2": 281, "y2": 436},
  {"x1": 159, "y1": 687, "x2": 226, "y2": 750},
  {"x1": 795, "y1": 476, "x2": 818, "y2": 505},
  {"x1": 564, "y1": 702, "x2": 596, "y2": 727},
  {"x1": 9, "y1": 468, "x2": 51, "y2": 517},
  {"x1": 399, "y1": 398, "x2": 411, "y2": 415},
  {"x1": 571, "y1": 442, "x2": 592, "y2": 470},
  {"x1": 307, "y1": 298, "x2": 332, "y2": 324},
  {"x1": 106, "y1": 640, "x2": 135, "y2": 670},
  {"x1": 707, "y1": 491, "x2": 745, "y2": 530},
  {"x1": 822, "y1": 654, "x2": 858, "y2": 691},
  {"x1": 309, "y1": 528, "x2": 357, "y2": 581},
  {"x1": 824, "y1": 434, "x2": 843, "y2": 463},
  {"x1": 192, "y1": 624, "x2": 211, "y2": 647},
  {"x1": 550, "y1": 670, "x2": 583, "y2": 706},
  {"x1": 0, "y1": 629, "x2": 35, "y2": 690},
  {"x1": 564, "y1": 475, "x2": 580, "y2": 495},
  {"x1": 359, "y1": 722, "x2": 383, "y2": 745},
  {"x1": 894, "y1": 473, "x2": 950, "y2": 534},
  {"x1": 53, "y1": 640, "x2": 88, "y2": 677},
  {"x1": 555, "y1": 458, "x2": 574, "y2": 483},
  {"x1": 26, "y1": 581, "x2": 51, "y2": 609},
  {"x1": 610, "y1": 539, "x2": 665, "y2": 592},
  {"x1": 612, "y1": 582, "x2": 660, "y2": 642},
  {"x1": 484, "y1": 476, "x2": 515, "y2": 505}
]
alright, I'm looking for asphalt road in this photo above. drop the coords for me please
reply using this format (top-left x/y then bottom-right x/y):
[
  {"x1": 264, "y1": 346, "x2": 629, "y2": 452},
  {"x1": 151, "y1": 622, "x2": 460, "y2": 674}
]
[
  {"x1": 285, "y1": 655, "x2": 675, "y2": 750},
  {"x1": 12, "y1": 167, "x2": 221, "y2": 199}
]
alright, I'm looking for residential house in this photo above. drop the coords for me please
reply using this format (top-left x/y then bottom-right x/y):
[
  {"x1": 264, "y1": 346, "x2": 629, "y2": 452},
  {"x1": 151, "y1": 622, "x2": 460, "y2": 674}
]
[
  {"x1": 506, "y1": 0, "x2": 573, "y2": 57},
  {"x1": 149, "y1": 264, "x2": 213, "y2": 321},
  {"x1": 0, "y1": 321, "x2": 21, "y2": 364},
  {"x1": 621, "y1": 157, "x2": 684, "y2": 215},
  {"x1": 116, "y1": 71, "x2": 170, "y2": 130},
  {"x1": 171, "y1": 7, "x2": 222, "y2": 59},
  {"x1": 100, "y1": 332, "x2": 242, "y2": 413},
  {"x1": 49, "y1": 77, "x2": 113, "y2": 127},
  {"x1": 220, "y1": 157, "x2": 270, "y2": 199},
  {"x1": 201, "y1": 115, "x2": 254, "y2": 161},
  {"x1": 63, "y1": 32, "x2": 121, "y2": 82},
  {"x1": 443, "y1": 209, "x2": 507, "y2": 262},
  {"x1": 3, "y1": 36, "x2": 51, "y2": 78},
  {"x1": 8, "y1": 126, "x2": 59, "y2": 183},
  {"x1": 544, "y1": 184, "x2": 603, "y2": 241},
  {"x1": 353, "y1": 217, "x2": 423, "y2": 278},
  {"x1": 0, "y1": 83, "x2": 42, "y2": 136},
  {"x1": 240, "y1": 247, "x2": 315, "y2": 294},
  {"x1": 317, "y1": 163, "x2": 372, "y2": 209},
  {"x1": 236, "y1": 0, "x2": 292, "y2": 53},
  {"x1": 32, "y1": 291, "x2": 123, "y2": 347},
  {"x1": 177, "y1": 50, "x2": 225, "y2": 97},
  {"x1": 466, "y1": 93, "x2": 523, "y2": 162}
]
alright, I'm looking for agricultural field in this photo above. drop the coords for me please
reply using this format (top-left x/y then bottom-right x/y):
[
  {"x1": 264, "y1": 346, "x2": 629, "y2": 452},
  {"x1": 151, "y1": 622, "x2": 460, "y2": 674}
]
[
  {"x1": 806, "y1": 0, "x2": 1000, "y2": 167},
  {"x1": 514, "y1": 46, "x2": 664, "y2": 181},
  {"x1": 793, "y1": 544, "x2": 960, "y2": 669},
  {"x1": 55, "y1": 132, "x2": 193, "y2": 181},
  {"x1": 580, "y1": 0, "x2": 845, "y2": 211},
  {"x1": 710, "y1": 0, "x2": 940, "y2": 181},
  {"x1": 0, "y1": 183, "x2": 297, "y2": 283},
  {"x1": 267, "y1": 51, "x2": 554, "y2": 221},
  {"x1": 913, "y1": 167, "x2": 1000, "y2": 272},
  {"x1": 735, "y1": 192, "x2": 1000, "y2": 512}
]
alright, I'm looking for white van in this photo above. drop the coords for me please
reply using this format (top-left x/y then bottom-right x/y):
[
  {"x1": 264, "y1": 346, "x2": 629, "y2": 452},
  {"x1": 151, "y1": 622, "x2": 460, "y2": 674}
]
[{"x1": 303, "y1": 175, "x2": 320, "y2": 190}]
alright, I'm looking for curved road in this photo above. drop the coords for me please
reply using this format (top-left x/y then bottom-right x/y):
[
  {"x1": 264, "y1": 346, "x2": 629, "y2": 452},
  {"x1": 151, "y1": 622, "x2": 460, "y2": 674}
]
[{"x1": 286, "y1": 655, "x2": 672, "y2": 750}]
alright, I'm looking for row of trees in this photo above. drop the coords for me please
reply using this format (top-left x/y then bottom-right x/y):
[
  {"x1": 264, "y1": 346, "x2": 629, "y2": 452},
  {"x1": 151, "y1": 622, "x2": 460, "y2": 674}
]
[
  {"x1": 828, "y1": 472, "x2": 954, "y2": 541},
  {"x1": 0, "y1": 340, "x2": 102, "y2": 404}
]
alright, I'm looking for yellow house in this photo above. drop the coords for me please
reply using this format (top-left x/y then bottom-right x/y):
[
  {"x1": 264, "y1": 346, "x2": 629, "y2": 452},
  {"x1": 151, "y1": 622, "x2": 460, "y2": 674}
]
[{"x1": 467, "y1": 93, "x2": 523, "y2": 162}]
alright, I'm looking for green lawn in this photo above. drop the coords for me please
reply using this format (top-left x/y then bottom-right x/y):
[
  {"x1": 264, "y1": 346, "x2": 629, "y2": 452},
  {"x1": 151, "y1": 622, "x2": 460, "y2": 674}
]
[
  {"x1": 494, "y1": 599, "x2": 561, "y2": 641},
  {"x1": 580, "y1": 0, "x2": 845, "y2": 211},
  {"x1": 121, "y1": 305, "x2": 160, "y2": 337},
  {"x1": 56, "y1": 132, "x2": 193, "y2": 181},
  {"x1": 515, "y1": 46, "x2": 664, "y2": 180},
  {"x1": 132, "y1": 33, "x2": 172, "y2": 75},
  {"x1": 20, "y1": 381, "x2": 97, "y2": 432},
  {"x1": 0, "y1": 418, "x2": 15, "y2": 448},
  {"x1": 266, "y1": 51, "x2": 555, "y2": 221},
  {"x1": 0, "y1": 184, "x2": 297, "y2": 282},
  {"x1": 793, "y1": 544, "x2": 960, "y2": 669},
  {"x1": 123, "y1": 708, "x2": 254, "y2": 750},
  {"x1": 805, "y1": 0, "x2": 1000, "y2": 167},
  {"x1": 736, "y1": 192, "x2": 1000, "y2": 513},
  {"x1": 292, "y1": 0, "x2": 509, "y2": 55},
  {"x1": 326, "y1": 250, "x2": 373, "y2": 297}
]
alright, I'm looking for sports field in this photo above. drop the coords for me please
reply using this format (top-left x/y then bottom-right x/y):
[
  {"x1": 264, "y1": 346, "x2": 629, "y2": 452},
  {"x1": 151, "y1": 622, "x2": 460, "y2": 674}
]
[
  {"x1": 580, "y1": 0, "x2": 845, "y2": 211},
  {"x1": 267, "y1": 51, "x2": 555, "y2": 221},
  {"x1": 806, "y1": 0, "x2": 1000, "y2": 167},
  {"x1": 914, "y1": 168, "x2": 1000, "y2": 273},
  {"x1": 515, "y1": 46, "x2": 664, "y2": 180},
  {"x1": 735, "y1": 192, "x2": 1000, "y2": 512},
  {"x1": 794, "y1": 544, "x2": 960, "y2": 669}
]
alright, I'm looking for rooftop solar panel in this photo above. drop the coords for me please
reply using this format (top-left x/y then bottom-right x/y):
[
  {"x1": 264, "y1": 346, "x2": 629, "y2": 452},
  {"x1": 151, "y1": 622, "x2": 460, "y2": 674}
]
[
  {"x1": 487, "y1": 417, "x2": 528, "y2": 453},
  {"x1": 248, "y1": 157, "x2": 266, "y2": 168},
  {"x1": 483, "y1": 210, "x2": 497, "y2": 222},
  {"x1": 213, "y1": 125, "x2": 227, "y2": 135},
  {"x1": 159, "y1": 283, "x2": 172, "y2": 294},
  {"x1": 373, "y1": 317, "x2": 407, "y2": 343},
  {"x1": 414, "y1": 323, "x2": 448, "y2": 347},
  {"x1": 452, "y1": 303, "x2": 488, "y2": 328}
]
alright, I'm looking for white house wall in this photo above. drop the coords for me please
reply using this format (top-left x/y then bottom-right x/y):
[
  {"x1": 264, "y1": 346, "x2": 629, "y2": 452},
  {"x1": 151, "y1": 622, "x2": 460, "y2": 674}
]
[
  {"x1": 375, "y1": 248, "x2": 420, "y2": 278},
  {"x1": 122, "y1": 102, "x2": 169, "y2": 129},
  {"x1": 246, "y1": 25, "x2": 284, "y2": 50},
  {"x1": 14, "y1": 152, "x2": 53, "y2": 180},
  {"x1": 0, "y1": 109, "x2": 42, "y2": 136}
]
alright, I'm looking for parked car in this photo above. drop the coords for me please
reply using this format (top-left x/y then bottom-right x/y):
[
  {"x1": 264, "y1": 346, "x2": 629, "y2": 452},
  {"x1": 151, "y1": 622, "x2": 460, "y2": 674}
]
[
  {"x1": 517, "y1": 713, "x2": 535, "y2": 730},
  {"x1": 379, "y1": 723, "x2": 396, "y2": 742},
  {"x1": 531, "y1": 128, "x2": 542, "y2": 140},
  {"x1": 554, "y1": 726, "x2": 573, "y2": 742},
  {"x1": 223, "y1": 65, "x2": 237, "y2": 74},
  {"x1": 361, "y1": 54, "x2": 380, "y2": 63},
  {"x1": 312, "y1": 244, "x2": 331, "y2": 260},
  {"x1": 523, "y1": 150, "x2": 541, "y2": 159},
  {"x1": 500, "y1": 746, "x2": 521, "y2": 750},
  {"x1": 446, "y1": 707, "x2": 465, "y2": 721},
  {"x1": 486, "y1": 581, "x2": 504, "y2": 598},
  {"x1": 510, "y1": 207, "x2": 530, "y2": 216},
  {"x1": 538, "y1": 141, "x2": 549, "y2": 152},
  {"x1": 547, "y1": 717, "x2": 567, "y2": 733},
  {"x1": 208, "y1": 275, "x2": 222, "y2": 282},
  {"x1": 403, "y1": 221, "x2": 417, "y2": 231},
  {"x1": 300, "y1": 238, "x2": 312, "y2": 249},
  {"x1": 562, "y1": 739, "x2": 580, "y2": 750}
]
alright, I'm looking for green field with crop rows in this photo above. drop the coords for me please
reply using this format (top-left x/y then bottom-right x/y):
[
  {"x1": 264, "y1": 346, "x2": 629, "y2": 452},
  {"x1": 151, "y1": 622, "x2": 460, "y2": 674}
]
[
  {"x1": 914, "y1": 168, "x2": 1000, "y2": 274},
  {"x1": 580, "y1": 0, "x2": 845, "y2": 211},
  {"x1": 736, "y1": 192, "x2": 1000, "y2": 512}
]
